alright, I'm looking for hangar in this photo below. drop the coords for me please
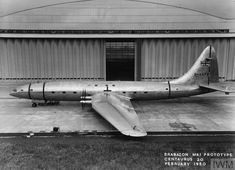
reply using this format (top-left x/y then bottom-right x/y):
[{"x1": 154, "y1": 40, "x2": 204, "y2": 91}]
[{"x1": 0, "y1": 0, "x2": 235, "y2": 82}]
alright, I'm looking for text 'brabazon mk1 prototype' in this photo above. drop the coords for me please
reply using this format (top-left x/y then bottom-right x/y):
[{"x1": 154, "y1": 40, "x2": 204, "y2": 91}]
[{"x1": 10, "y1": 46, "x2": 232, "y2": 137}]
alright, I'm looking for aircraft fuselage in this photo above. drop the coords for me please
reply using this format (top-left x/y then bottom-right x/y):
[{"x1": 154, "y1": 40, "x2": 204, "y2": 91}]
[{"x1": 10, "y1": 80, "x2": 210, "y2": 102}]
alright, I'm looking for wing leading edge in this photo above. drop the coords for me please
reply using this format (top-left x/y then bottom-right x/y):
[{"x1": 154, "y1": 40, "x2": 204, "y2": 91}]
[{"x1": 91, "y1": 93, "x2": 147, "y2": 137}]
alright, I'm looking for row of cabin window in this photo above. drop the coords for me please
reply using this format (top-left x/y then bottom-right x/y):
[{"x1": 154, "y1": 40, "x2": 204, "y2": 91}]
[
  {"x1": 94, "y1": 84, "x2": 115, "y2": 87},
  {"x1": 51, "y1": 91, "x2": 77, "y2": 94},
  {"x1": 48, "y1": 91, "x2": 144, "y2": 94},
  {"x1": 50, "y1": 91, "x2": 157, "y2": 94},
  {"x1": 22, "y1": 88, "x2": 175, "y2": 93}
]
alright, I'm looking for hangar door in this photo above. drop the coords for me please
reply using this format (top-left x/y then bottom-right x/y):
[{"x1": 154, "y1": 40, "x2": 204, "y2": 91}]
[
  {"x1": 0, "y1": 39, "x2": 105, "y2": 80},
  {"x1": 106, "y1": 41, "x2": 135, "y2": 81}
]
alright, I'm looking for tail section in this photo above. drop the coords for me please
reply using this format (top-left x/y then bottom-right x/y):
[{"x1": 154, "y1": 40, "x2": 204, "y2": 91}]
[
  {"x1": 171, "y1": 46, "x2": 233, "y2": 94},
  {"x1": 171, "y1": 46, "x2": 219, "y2": 85}
]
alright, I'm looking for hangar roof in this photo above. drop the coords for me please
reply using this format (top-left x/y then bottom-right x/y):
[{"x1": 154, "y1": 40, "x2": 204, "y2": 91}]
[{"x1": 0, "y1": 0, "x2": 235, "y2": 32}]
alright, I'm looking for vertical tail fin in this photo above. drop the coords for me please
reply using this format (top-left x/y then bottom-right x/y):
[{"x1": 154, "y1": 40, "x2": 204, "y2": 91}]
[{"x1": 171, "y1": 46, "x2": 219, "y2": 85}]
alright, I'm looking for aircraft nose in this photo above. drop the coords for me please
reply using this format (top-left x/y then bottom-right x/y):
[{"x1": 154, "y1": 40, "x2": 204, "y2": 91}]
[
  {"x1": 10, "y1": 85, "x2": 30, "y2": 99},
  {"x1": 10, "y1": 88, "x2": 18, "y2": 97},
  {"x1": 10, "y1": 89, "x2": 17, "y2": 97}
]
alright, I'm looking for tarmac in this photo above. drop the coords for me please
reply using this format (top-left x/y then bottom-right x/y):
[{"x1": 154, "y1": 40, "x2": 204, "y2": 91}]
[{"x1": 0, "y1": 80, "x2": 235, "y2": 135}]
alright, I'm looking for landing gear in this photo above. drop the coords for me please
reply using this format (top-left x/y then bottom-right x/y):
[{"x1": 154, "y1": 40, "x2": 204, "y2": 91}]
[
  {"x1": 32, "y1": 103, "x2": 37, "y2": 107},
  {"x1": 31, "y1": 100, "x2": 60, "y2": 107}
]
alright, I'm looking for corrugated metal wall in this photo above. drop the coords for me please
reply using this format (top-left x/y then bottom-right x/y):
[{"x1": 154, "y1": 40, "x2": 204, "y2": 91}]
[
  {"x1": 141, "y1": 38, "x2": 235, "y2": 81},
  {"x1": 0, "y1": 38, "x2": 104, "y2": 80},
  {"x1": 0, "y1": 37, "x2": 234, "y2": 81}
]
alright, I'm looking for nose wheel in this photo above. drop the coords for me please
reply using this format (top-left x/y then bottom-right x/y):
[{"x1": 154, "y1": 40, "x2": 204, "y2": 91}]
[{"x1": 32, "y1": 103, "x2": 38, "y2": 107}]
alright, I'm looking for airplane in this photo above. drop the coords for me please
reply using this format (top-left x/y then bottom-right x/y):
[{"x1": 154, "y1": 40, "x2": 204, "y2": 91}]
[{"x1": 10, "y1": 46, "x2": 232, "y2": 137}]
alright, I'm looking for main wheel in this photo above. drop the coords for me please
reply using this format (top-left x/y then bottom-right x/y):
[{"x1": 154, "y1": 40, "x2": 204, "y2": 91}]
[{"x1": 32, "y1": 103, "x2": 37, "y2": 107}]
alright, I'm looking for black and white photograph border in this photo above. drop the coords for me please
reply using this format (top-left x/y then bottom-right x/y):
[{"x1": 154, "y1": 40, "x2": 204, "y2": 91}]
[{"x1": 0, "y1": 0, "x2": 235, "y2": 169}]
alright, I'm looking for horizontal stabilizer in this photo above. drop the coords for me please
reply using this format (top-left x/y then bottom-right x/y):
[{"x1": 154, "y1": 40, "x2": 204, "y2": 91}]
[{"x1": 199, "y1": 83, "x2": 233, "y2": 94}]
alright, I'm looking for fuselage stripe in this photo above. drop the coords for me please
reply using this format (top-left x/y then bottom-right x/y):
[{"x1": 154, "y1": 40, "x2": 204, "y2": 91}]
[
  {"x1": 168, "y1": 81, "x2": 171, "y2": 98},
  {"x1": 28, "y1": 83, "x2": 31, "y2": 99},
  {"x1": 42, "y1": 82, "x2": 46, "y2": 101}
]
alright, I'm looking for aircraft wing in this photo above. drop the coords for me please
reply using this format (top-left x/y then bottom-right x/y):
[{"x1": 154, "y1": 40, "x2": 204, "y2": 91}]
[
  {"x1": 199, "y1": 83, "x2": 233, "y2": 94},
  {"x1": 91, "y1": 93, "x2": 147, "y2": 137}
]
